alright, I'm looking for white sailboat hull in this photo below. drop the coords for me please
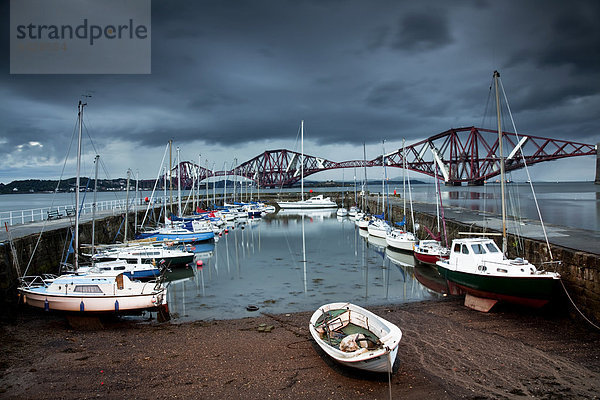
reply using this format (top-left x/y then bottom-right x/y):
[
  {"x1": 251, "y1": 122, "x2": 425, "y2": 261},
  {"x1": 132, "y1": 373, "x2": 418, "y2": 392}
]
[
  {"x1": 385, "y1": 230, "x2": 417, "y2": 252},
  {"x1": 277, "y1": 195, "x2": 337, "y2": 209},
  {"x1": 21, "y1": 290, "x2": 165, "y2": 312},
  {"x1": 367, "y1": 222, "x2": 388, "y2": 238},
  {"x1": 19, "y1": 273, "x2": 167, "y2": 313}
]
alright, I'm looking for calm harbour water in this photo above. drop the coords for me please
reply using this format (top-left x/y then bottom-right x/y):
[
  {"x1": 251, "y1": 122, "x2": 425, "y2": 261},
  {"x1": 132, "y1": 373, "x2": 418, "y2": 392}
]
[
  {"x1": 164, "y1": 212, "x2": 442, "y2": 321},
  {"x1": 2, "y1": 181, "x2": 599, "y2": 231},
  {"x1": 2, "y1": 181, "x2": 598, "y2": 321}
]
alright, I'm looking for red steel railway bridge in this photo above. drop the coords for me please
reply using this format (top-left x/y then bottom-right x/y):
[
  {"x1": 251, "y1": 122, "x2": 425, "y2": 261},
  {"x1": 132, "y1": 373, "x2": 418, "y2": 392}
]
[{"x1": 173, "y1": 126, "x2": 597, "y2": 188}]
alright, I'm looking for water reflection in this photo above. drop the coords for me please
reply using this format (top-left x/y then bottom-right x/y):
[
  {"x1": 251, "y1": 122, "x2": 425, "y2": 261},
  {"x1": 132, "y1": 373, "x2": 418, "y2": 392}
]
[
  {"x1": 164, "y1": 214, "x2": 446, "y2": 322},
  {"x1": 414, "y1": 264, "x2": 449, "y2": 295}
]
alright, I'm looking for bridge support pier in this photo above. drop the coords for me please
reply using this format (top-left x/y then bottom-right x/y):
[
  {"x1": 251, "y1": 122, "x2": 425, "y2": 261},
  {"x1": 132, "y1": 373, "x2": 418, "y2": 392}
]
[
  {"x1": 468, "y1": 180, "x2": 485, "y2": 186},
  {"x1": 595, "y1": 143, "x2": 600, "y2": 185}
]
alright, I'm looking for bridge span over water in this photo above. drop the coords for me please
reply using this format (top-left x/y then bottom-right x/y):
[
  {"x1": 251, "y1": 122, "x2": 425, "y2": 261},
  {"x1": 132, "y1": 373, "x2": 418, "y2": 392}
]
[{"x1": 174, "y1": 126, "x2": 597, "y2": 187}]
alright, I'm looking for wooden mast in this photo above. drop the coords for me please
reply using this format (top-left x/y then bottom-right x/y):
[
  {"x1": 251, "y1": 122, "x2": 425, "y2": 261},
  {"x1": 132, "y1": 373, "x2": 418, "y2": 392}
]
[{"x1": 494, "y1": 70, "x2": 508, "y2": 254}]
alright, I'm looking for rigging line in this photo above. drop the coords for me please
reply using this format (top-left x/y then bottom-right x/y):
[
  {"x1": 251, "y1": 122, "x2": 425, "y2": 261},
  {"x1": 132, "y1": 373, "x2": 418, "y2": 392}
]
[
  {"x1": 481, "y1": 75, "x2": 495, "y2": 128},
  {"x1": 140, "y1": 142, "x2": 170, "y2": 228},
  {"x1": 82, "y1": 119, "x2": 123, "y2": 202},
  {"x1": 22, "y1": 112, "x2": 79, "y2": 277},
  {"x1": 498, "y1": 77, "x2": 553, "y2": 260},
  {"x1": 507, "y1": 176, "x2": 525, "y2": 253},
  {"x1": 506, "y1": 178, "x2": 523, "y2": 254}
]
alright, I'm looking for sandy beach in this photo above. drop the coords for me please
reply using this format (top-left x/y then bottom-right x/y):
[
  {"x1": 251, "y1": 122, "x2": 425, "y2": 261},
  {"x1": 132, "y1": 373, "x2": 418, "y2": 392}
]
[{"x1": 1, "y1": 297, "x2": 599, "y2": 399}]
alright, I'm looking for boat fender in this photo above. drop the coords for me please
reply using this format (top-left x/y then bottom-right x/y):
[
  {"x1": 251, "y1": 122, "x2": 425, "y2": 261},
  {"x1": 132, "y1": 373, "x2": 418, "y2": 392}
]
[
  {"x1": 114, "y1": 300, "x2": 119, "y2": 311},
  {"x1": 80, "y1": 301, "x2": 85, "y2": 312},
  {"x1": 44, "y1": 298, "x2": 49, "y2": 311}
]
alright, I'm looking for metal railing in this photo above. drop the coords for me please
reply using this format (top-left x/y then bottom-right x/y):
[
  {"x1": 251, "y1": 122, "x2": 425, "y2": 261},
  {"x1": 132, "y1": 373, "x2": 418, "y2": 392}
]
[
  {"x1": 0, "y1": 198, "x2": 136, "y2": 226},
  {"x1": 0, "y1": 194, "x2": 234, "y2": 227}
]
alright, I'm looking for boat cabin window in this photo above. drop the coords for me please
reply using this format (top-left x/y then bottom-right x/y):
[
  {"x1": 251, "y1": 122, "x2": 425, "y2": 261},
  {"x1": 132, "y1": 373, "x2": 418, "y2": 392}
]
[
  {"x1": 471, "y1": 244, "x2": 487, "y2": 254},
  {"x1": 461, "y1": 245, "x2": 469, "y2": 254},
  {"x1": 453, "y1": 243, "x2": 461, "y2": 253},
  {"x1": 73, "y1": 285, "x2": 102, "y2": 293},
  {"x1": 485, "y1": 242, "x2": 500, "y2": 253},
  {"x1": 115, "y1": 266, "x2": 126, "y2": 271}
]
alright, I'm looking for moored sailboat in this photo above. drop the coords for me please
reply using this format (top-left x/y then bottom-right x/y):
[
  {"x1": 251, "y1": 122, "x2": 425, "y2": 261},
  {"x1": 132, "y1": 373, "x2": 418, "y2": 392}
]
[
  {"x1": 277, "y1": 121, "x2": 338, "y2": 210},
  {"x1": 17, "y1": 101, "x2": 168, "y2": 314}
]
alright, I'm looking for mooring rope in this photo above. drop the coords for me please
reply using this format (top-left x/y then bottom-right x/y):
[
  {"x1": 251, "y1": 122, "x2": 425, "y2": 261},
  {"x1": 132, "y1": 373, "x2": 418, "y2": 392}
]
[
  {"x1": 387, "y1": 350, "x2": 393, "y2": 400},
  {"x1": 560, "y1": 279, "x2": 600, "y2": 331}
]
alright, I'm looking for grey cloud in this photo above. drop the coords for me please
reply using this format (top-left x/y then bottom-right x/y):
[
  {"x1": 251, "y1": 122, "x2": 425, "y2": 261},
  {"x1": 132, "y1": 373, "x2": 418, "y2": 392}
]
[
  {"x1": 392, "y1": 11, "x2": 453, "y2": 51},
  {"x1": 1, "y1": 0, "x2": 599, "y2": 182}
]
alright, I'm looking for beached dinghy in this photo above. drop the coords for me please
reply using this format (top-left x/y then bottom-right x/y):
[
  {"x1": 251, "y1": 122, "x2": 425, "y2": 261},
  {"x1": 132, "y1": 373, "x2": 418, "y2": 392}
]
[{"x1": 309, "y1": 302, "x2": 402, "y2": 373}]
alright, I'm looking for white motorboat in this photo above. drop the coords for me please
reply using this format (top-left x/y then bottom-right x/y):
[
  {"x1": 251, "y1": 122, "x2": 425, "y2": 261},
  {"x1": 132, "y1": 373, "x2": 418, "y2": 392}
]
[
  {"x1": 437, "y1": 237, "x2": 560, "y2": 309},
  {"x1": 309, "y1": 302, "x2": 402, "y2": 373},
  {"x1": 336, "y1": 207, "x2": 348, "y2": 217}
]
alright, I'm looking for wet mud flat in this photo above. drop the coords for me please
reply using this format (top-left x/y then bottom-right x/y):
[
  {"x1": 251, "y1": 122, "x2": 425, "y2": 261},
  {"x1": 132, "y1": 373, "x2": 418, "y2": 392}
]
[{"x1": 1, "y1": 297, "x2": 599, "y2": 399}]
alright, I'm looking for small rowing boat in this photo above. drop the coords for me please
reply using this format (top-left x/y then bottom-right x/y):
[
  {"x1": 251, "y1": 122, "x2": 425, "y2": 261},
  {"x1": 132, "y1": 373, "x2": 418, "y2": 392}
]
[{"x1": 309, "y1": 302, "x2": 402, "y2": 373}]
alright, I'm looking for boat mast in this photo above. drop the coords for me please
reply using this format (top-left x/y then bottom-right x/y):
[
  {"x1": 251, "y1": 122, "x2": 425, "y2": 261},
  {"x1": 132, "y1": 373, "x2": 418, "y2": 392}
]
[
  {"x1": 205, "y1": 159, "x2": 209, "y2": 207},
  {"x1": 494, "y1": 70, "x2": 508, "y2": 254},
  {"x1": 301, "y1": 120, "x2": 306, "y2": 291},
  {"x1": 353, "y1": 167, "x2": 357, "y2": 207},
  {"x1": 233, "y1": 158, "x2": 237, "y2": 203},
  {"x1": 435, "y1": 161, "x2": 449, "y2": 246},
  {"x1": 177, "y1": 147, "x2": 182, "y2": 217},
  {"x1": 402, "y1": 139, "x2": 406, "y2": 220},
  {"x1": 434, "y1": 162, "x2": 440, "y2": 234},
  {"x1": 212, "y1": 162, "x2": 216, "y2": 208},
  {"x1": 125, "y1": 168, "x2": 131, "y2": 242},
  {"x1": 223, "y1": 161, "x2": 228, "y2": 207},
  {"x1": 163, "y1": 167, "x2": 167, "y2": 224},
  {"x1": 75, "y1": 100, "x2": 85, "y2": 269},
  {"x1": 381, "y1": 140, "x2": 385, "y2": 216},
  {"x1": 169, "y1": 139, "x2": 173, "y2": 217},
  {"x1": 198, "y1": 154, "x2": 202, "y2": 209},
  {"x1": 134, "y1": 170, "x2": 139, "y2": 237},
  {"x1": 301, "y1": 120, "x2": 304, "y2": 202},
  {"x1": 91, "y1": 154, "x2": 99, "y2": 259},
  {"x1": 363, "y1": 142, "x2": 367, "y2": 212}
]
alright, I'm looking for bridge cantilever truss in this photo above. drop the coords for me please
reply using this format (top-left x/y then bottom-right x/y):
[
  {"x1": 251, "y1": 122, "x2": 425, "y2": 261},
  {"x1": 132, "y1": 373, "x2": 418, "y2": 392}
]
[{"x1": 173, "y1": 126, "x2": 596, "y2": 188}]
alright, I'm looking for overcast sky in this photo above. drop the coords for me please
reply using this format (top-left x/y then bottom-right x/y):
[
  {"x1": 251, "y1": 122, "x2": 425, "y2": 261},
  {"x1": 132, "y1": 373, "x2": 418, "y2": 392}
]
[{"x1": 1, "y1": 0, "x2": 599, "y2": 184}]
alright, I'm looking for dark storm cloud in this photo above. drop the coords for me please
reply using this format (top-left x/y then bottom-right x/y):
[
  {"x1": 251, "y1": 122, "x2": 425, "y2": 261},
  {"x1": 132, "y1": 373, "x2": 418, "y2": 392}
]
[
  {"x1": 1, "y1": 0, "x2": 599, "y2": 182},
  {"x1": 536, "y1": 3, "x2": 600, "y2": 73},
  {"x1": 392, "y1": 11, "x2": 453, "y2": 51}
]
